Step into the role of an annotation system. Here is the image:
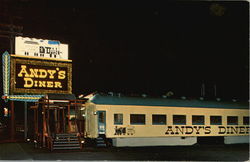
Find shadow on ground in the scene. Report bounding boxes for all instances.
[0,142,249,161]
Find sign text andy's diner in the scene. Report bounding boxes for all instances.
[10,56,72,94]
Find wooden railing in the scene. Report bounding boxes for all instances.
[71,101,85,149]
[45,118,53,151]
[76,119,84,149]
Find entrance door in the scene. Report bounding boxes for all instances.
[97,111,106,134]
[54,108,66,134]
[47,107,67,135]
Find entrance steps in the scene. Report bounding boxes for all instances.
[96,136,107,147]
[52,133,81,150]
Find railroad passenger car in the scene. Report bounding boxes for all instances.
[84,94,249,147]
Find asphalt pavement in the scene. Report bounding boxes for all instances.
[0,142,249,161]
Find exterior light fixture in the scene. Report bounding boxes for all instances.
[181,96,186,100]
[3,108,8,117]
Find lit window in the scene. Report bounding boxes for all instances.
[130,114,145,125]
[114,114,123,125]
[152,115,166,125]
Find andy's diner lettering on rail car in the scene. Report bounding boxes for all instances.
[165,126,212,135]
[165,126,250,135]
[218,126,250,135]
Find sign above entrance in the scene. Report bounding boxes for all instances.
[10,55,72,94]
[15,36,68,60]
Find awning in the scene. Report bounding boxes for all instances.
[46,94,76,100]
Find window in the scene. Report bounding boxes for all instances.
[173,115,186,125]
[130,114,145,125]
[192,115,205,125]
[114,114,123,125]
[152,115,166,125]
[98,112,105,123]
[243,116,249,125]
[210,116,222,125]
[227,116,238,125]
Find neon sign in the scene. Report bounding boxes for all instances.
[10,56,72,94]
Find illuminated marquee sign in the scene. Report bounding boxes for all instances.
[10,56,72,94]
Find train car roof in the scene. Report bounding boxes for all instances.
[88,94,249,109]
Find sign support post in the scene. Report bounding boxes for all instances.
[24,101,27,141]
[10,101,15,141]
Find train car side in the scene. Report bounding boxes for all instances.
[84,95,249,146]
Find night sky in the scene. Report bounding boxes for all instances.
[12,1,250,100]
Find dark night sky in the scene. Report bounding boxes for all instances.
[17,1,249,100]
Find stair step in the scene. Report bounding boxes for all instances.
[97,137,103,139]
[97,143,106,147]
[54,141,79,144]
[55,136,78,139]
[56,133,77,136]
[96,140,105,144]
[53,146,81,150]
[54,139,78,142]
[55,138,78,141]
[53,143,80,147]
[56,136,78,139]
[96,136,106,147]
[56,134,78,137]
[55,138,76,140]
[96,140,104,142]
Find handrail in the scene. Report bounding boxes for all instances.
[45,117,53,151]
[75,119,83,149]
[74,103,83,149]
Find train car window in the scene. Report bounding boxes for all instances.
[243,116,249,125]
[173,115,186,125]
[210,116,222,125]
[227,116,238,125]
[130,114,145,125]
[192,115,205,125]
[114,114,123,125]
[152,115,166,125]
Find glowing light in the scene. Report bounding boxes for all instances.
[4,108,8,117]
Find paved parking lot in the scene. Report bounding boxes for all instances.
[0,142,249,161]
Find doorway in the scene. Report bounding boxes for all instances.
[97,111,106,135]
